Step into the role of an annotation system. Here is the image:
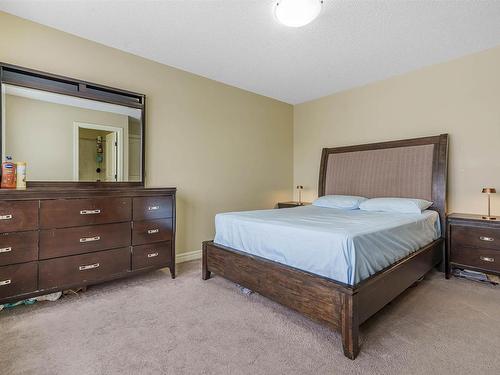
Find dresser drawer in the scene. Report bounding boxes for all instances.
[0,262,37,299]
[39,247,130,290]
[40,197,132,229]
[0,231,38,266]
[451,246,500,273]
[133,196,173,221]
[0,201,38,233]
[132,219,173,245]
[132,241,171,270]
[451,225,500,251]
[39,222,131,259]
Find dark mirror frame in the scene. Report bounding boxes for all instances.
[0,62,146,188]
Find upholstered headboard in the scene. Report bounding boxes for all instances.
[318,134,448,236]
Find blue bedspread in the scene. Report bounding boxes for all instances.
[214,205,440,285]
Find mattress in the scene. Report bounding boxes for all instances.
[214,205,440,286]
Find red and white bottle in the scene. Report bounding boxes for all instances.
[1,156,17,189]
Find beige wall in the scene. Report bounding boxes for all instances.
[0,12,293,257]
[294,46,500,216]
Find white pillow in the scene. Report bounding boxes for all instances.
[312,195,367,210]
[359,198,433,214]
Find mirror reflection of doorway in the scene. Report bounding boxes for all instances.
[73,122,123,182]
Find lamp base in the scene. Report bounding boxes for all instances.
[482,216,497,220]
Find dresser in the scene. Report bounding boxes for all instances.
[0,187,176,304]
[446,213,500,279]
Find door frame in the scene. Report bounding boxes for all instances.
[73,122,124,182]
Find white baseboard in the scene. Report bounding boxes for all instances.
[176,249,202,264]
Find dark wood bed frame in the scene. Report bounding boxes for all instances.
[202,134,448,359]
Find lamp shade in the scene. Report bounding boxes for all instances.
[482,187,496,194]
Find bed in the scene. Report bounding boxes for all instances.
[202,134,448,359]
[214,206,441,285]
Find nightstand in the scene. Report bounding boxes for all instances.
[277,201,310,209]
[446,213,500,279]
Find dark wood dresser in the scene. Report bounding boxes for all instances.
[446,213,500,279]
[0,186,176,304]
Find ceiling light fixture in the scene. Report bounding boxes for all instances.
[274,0,323,28]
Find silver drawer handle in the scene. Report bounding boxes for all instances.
[79,263,100,271]
[0,279,11,286]
[480,236,494,242]
[80,236,101,243]
[0,214,12,220]
[147,252,159,258]
[0,247,12,253]
[480,256,495,263]
[147,229,159,234]
[148,206,160,211]
[80,209,101,215]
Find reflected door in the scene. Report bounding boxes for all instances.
[105,132,118,182]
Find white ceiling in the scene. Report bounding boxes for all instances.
[1,0,500,104]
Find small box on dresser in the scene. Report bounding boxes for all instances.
[446,213,500,279]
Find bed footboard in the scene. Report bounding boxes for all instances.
[202,241,359,359]
[202,239,442,360]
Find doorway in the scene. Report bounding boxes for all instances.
[73,122,123,182]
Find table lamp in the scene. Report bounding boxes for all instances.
[296,185,304,205]
[482,187,496,220]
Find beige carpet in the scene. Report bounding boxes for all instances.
[1,260,499,375]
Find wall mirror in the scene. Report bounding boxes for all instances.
[0,63,145,185]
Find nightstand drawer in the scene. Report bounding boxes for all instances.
[451,246,500,273]
[451,225,500,251]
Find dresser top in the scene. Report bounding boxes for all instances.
[447,213,500,225]
[0,186,176,200]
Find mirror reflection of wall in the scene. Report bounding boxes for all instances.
[2,84,142,182]
[128,117,142,182]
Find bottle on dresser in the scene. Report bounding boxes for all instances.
[1,156,16,189]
